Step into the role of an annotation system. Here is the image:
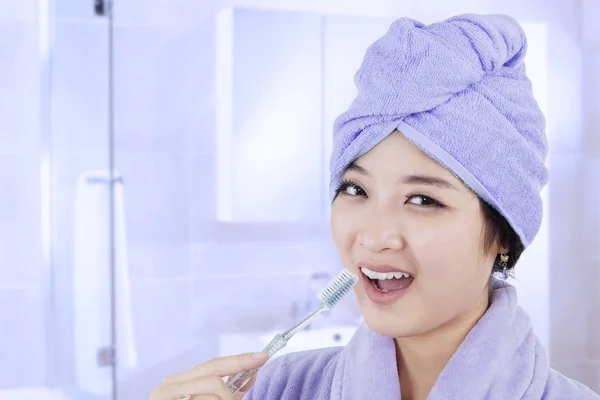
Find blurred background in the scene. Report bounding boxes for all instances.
[0,0,598,399]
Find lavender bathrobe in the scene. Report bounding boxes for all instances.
[244,280,599,399]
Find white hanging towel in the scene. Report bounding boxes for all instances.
[73,169,137,396]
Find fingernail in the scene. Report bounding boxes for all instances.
[252,352,268,360]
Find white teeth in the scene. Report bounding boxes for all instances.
[360,267,412,280]
[372,271,387,280]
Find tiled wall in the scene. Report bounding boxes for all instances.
[107,10,339,399]
[548,1,600,390]
[0,0,47,388]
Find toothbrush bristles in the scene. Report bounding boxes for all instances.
[317,269,359,309]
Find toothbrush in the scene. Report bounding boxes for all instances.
[226,268,359,395]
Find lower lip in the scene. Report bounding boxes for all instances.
[362,275,411,305]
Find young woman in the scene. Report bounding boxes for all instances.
[150,13,600,400]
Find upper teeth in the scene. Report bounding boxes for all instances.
[360,267,411,280]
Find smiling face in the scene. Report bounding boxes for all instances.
[330,131,502,338]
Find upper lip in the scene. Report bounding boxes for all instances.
[357,262,413,276]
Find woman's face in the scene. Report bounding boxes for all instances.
[331,131,500,338]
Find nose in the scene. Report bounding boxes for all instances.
[357,211,405,253]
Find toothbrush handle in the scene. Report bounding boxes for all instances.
[282,307,326,339]
[226,366,261,395]
[227,334,287,394]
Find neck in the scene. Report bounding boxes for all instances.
[395,288,490,400]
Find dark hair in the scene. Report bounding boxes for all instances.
[479,198,524,273]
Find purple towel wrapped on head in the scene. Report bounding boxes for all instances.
[330,13,548,247]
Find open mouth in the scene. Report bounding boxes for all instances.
[361,267,414,292]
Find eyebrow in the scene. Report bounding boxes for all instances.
[346,162,458,191]
[402,175,458,190]
[346,162,369,175]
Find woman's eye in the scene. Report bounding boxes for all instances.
[406,194,444,208]
[337,181,366,197]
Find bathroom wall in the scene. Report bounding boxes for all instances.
[110,12,354,398]
[0,0,47,388]
[548,0,600,389]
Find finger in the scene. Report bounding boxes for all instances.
[164,353,268,384]
[153,376,233,400]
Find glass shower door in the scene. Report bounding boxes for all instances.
[50,0,116,398]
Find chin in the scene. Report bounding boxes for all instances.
[361,308,421,338]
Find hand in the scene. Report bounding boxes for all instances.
[150,352,268,400]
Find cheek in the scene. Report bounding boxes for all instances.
[411,213,486,285]
[330,201,362,257]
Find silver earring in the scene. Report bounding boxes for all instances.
[499,254,510,280]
